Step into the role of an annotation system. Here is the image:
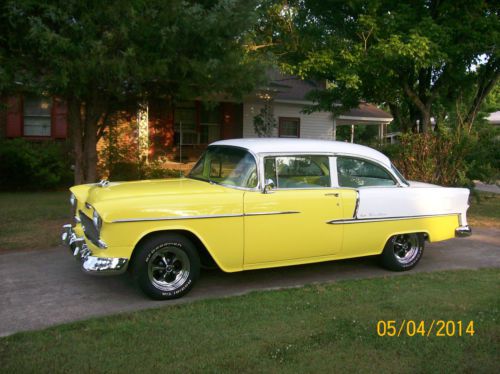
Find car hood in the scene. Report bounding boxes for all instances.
[70,178,246,223]
[71,178,228,206]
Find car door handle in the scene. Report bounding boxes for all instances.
[325,193,339,197]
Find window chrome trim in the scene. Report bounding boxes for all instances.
[112,211,301,223]
[326,213,459,225]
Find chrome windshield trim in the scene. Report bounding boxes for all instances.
[112,211,301,223]
[327,213,459,225]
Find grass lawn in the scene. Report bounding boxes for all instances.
[468,192,500,229]
[0,269,498,372]
[0,191,69,251]
[0,190,498,251]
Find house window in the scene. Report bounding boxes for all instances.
[174,102,198,145]
[279,117,300,138]
[174,102,223,145]
[23,96,52,136]
[200,104,221,144]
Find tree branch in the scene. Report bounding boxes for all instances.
[464,59,500,132]
[403,81,426,113]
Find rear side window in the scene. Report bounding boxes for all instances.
[337,157,396,188]
[264,155,331,188]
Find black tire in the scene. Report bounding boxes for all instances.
[132,233,200,300]
[379,233,425,271]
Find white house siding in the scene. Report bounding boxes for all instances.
[242,100,333,140]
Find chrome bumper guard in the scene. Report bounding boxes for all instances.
[455,225,472,238]
[61,224,128,275]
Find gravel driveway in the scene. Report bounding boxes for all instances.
[1,227,499,337]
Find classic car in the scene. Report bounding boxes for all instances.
[62,138,471,299]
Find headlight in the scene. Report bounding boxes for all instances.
[70,193,76,207]
[93,210,102,231]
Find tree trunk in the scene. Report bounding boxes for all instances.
[463,62,499,134]
[402,81,433,133]
[388,103,409,132]
[83,115,98,183]
[68,98,85,185]
[67,96,106,185]
[420,107,432,133]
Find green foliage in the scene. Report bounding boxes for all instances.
[0,0,267,183]
[0,139,72,191]
[381,128,499,187]
[257,0,499,132]
[335,125,379,145]
[0,0,265,100]
[464,125,500,183]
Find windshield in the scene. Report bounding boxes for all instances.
[188,146,258,188]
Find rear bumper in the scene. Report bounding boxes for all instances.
[455,225,472,238]
[61,224,128,275]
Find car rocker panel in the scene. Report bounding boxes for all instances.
[61,138,471,299]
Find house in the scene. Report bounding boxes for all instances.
[0,73,393,164]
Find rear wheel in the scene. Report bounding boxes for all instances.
[132,234,200,300]
[379,233,424,271]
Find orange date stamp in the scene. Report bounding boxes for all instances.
[376,320,475,337]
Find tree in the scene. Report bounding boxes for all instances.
[256,0,499,133]
[0,0,264,184]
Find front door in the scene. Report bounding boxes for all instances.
[243,155,344,266]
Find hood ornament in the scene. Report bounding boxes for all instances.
[98,179,110,188]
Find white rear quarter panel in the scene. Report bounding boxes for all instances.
[356,185,470,226]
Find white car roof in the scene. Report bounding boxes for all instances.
[211,138,392,167]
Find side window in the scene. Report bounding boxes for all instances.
[264,155,331,188]
[337,157,396,188]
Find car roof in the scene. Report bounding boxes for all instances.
[211,138,392,167]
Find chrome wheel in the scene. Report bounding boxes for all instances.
[393,234,420,265]
[148,247,191,292]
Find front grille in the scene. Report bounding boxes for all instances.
[79,211,100,247]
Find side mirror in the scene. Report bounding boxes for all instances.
[263,178,275,194]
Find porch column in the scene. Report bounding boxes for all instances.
[333,118,337,141]
[350,124,354,143]
[137,101,149,163]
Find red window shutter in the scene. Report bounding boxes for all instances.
[6,96,23,137]
[52,97,68,139]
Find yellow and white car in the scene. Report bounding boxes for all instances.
[62,138,471,299]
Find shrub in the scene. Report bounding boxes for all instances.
[0,139,73,191]
[108,160,183,181]
[380,133,472,187]
[380,129,499,187]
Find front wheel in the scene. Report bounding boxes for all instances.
[132,234,200,300]
[379,233,425,271]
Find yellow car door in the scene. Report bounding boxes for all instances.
[243,155,346,266]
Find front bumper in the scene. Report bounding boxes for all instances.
[61,224,128,275]
[455,225,472,238]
